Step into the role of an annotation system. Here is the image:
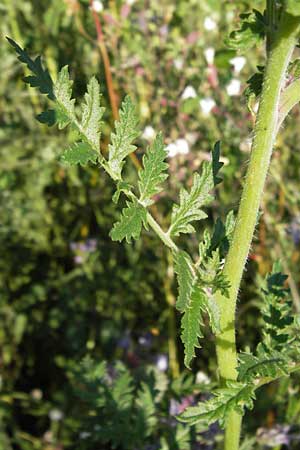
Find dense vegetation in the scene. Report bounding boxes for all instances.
[2,1,300,449]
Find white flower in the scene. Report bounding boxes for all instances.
[142,125,155,140]
[166,143,178,158]
[173,58,183,70]
[181,85,197,100]
[226,78,241,96]
[175,138,189,155]
[43,431,53,443]
[31,389,43,400]
[204,47,215,65]
[230,56,246,74]
[166,139,190,158]
[196,371,210,385]
[91,0,103,12]
[156,354,168,371]
[126,0,136,4]
[49,408,64,422]
[199,97,216,116]
[204,17,217,31]
[80,432,92,439]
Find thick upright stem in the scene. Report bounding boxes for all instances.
[215,12,300,450]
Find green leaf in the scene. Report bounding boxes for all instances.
[7,38,55,100]
[237,344,289,382]
[174,251,195,312]
[136,382,157,437]
[261,264,294,350]
[226,10,266,51]
[181,285,206,368]
[169,146,223,237]
[244,66,264,113]
[54,66,76,129]
[174,248,223,367]
[179,381,256,427]
[110,200,147,243]
[205,297,221,334]
[36,110,56,126]
[108,96,139,180]
[210,212,235,258]
[285,0,300,16]
[61,142,98,166]
[81,77,105,149]
[138,132,169,206]
[212,141,223,186]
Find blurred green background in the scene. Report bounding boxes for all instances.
[1,0,300,449]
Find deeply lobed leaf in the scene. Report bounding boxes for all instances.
[226,10,266,51]
[169,144,223,237]
[7,38,54,100]
[174,250,222,368]
[54,66,76,129]
[110,200,147,243]
[138,132,169,206]
[61,142,98,166]
[108,96,139,180]
[238,345,289,382]
[174,251,195,312]
[81,77,105,148]
[181,285,206,368]
[179,381,256,427]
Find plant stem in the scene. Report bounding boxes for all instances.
[146,212,178,252]
[215,11,300,450]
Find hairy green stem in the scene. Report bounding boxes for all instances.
[215,11,300,450]
[146,212,178,252]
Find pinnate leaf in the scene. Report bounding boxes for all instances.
[81,77,104,148]
[174,251,195,312]
[54,66,76,129]
[174,250,221,368]
[169,146,222,237]
[61,142,98,166]
[226,10,265,51]
[138,132,169,206]
[108,96,139,180]
[7,37,54,100]
[110,200,147,243]
[181,285,206,368]
[238,345,288,382]
[179,381,256,427]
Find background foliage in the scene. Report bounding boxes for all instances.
[1,0,300,448]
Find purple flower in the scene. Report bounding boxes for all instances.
[257,425,291,447]
[169,395,195,416]
[287,217,300,245]
[74,255,84,265]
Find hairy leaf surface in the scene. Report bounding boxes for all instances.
[181,285,206,368]
[110,200,147,243]
[169,144,223,237]
[81,77,104,148]
[179,381,256,427]
[108,96,139,180]
[226,10,266,51]
[138,133,168,206]
[61,142,98,166]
